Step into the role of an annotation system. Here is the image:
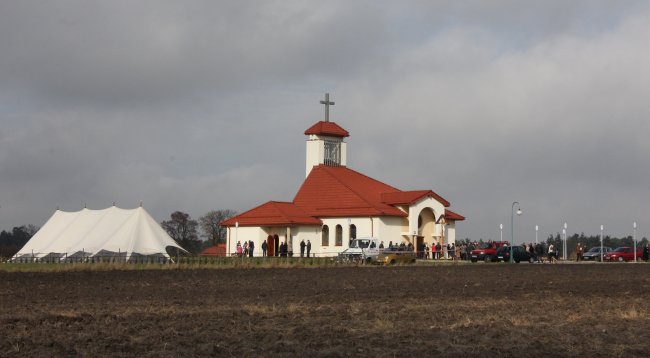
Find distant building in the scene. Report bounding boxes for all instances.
[222,94,464,257]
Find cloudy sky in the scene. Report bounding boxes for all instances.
[1,1,649,242]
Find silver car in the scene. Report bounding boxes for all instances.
[581,246,612,261]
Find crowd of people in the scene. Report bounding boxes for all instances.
[234,238,650,262]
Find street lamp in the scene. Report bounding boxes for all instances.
[510,202,522,263]
[600,225,604,262]
[235,221,239,255]
[500,224,503,241]
[562,228,567,261]
[633,221,637,262]
[562,223,567,262]
[535,225,539,244]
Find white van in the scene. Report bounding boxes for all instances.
[338,237,381,263]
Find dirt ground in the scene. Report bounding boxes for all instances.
[1,263,649,357]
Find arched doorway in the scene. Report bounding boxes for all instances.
[273,234,280,257]
[418,208,436,257]
[266,235,274,257]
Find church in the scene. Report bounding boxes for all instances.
[222,94,464,257]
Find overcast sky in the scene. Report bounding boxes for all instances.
[1,1,649,242]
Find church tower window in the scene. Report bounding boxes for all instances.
[324,140,341,166]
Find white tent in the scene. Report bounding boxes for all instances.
[13,206,186,261]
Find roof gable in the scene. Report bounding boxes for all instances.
[304,121,350,137]
[381,190,450,207]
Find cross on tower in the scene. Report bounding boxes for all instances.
[320,93,335,122]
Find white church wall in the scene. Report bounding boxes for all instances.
[305,139,323,177]
[227,226,265,255]
[287,226,319,256]
[376,216,405,246]
[446,221,456,245]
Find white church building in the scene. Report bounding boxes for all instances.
[222,94,464,257]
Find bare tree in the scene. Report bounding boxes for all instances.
[161,211,201,254]
[199,210,237,246]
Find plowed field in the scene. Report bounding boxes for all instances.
[1,264,649,357]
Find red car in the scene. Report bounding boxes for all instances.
[603,247,643,262]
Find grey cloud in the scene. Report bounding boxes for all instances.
[1,1,649,243]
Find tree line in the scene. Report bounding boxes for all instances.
[160,209,237,254]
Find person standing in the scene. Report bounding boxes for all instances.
[248,240,254,257]
[236,241,242,257]
[548,244,557,263]
[306,240,312,258]
[261,240,268,257]
[575,243,583,262]
[300,239,306,257]
[643,244,649,262]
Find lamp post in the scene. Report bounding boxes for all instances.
[633,221,637,262]
[535,225,539,244]
[562,228,566,261]
[235,221,239,256]
[510,202,522,263]
[562,222,567,261]
[500,224,503,241]
[600,225,604,262]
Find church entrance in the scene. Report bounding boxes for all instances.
[267,235,275,257]
[274,234,280,257]
[416,235,425,259]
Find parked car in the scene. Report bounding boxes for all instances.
[496,246,536,263]
[338,237,380,263]
[603,247,643,262]
[470,241,510,263]
[581,246,612,261]
[376,247,416,265]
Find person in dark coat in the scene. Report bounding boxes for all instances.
[261,240,267,257]
[306,240,312,258]
[248,240,254,257]
[643,244,649,262]
[300,239,306,257]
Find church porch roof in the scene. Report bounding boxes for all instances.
[221,201,322,227]
[381,190,450,207]
[445,209,466,221]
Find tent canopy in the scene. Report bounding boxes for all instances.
[14,206,186,260]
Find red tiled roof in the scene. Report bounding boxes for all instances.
[381,190,450,207]
[198,244,227,257]
[221,201,322,227]
[445,209,465,221]
[293,165,407,217]
[304,121,350,137]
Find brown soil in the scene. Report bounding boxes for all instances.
[1,264,649,357]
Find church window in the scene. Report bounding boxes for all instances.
[349,224,357,240]
[322,225,329,246]
[335,225,343,246]
[324,140,341,166]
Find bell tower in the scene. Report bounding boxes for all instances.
[304,93,349,177]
